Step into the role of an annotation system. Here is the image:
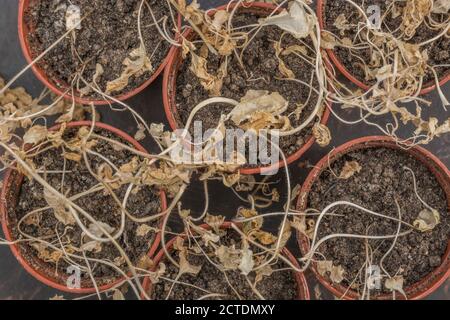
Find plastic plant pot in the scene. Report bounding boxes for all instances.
[0,121,168,294]
[142,222,311,300]
[317,0,450,95]
[163,2,331,175]
[18,0,179,105]
[296,136,450,300]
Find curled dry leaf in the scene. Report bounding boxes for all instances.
[44,188,75,225]
[204,213,225,233]
[215,244,241,270]
[142,162,190,197]
[88,221,115,238]
[31,243,63,263]
[339,161,362,179]
[189,51,227,96]
[316,260,345,284]
[385,275,406,297]
[432,0,450,13]
[81,241,102,253]
[178,249,202,276]
[238,240,254,276]
[134,124,146,141]
[23,125,48,145]
[312,123,331,147]
[260,1,313,39]
[106,44,152,94]
[112,289,125,300]
[211,9,229,31]
[400,0,432,38]
[229,90,288,126]
[136,224,156,237]
[255,265,273,284]
[137,254,154,270]
[333,14,352,35]
[239,208,263,234]
[252,230,277,245]
[413,208,441,232]
[97,163,121,189]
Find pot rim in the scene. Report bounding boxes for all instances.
[18,0,178,106]
[296,135,450,300]
[142,221,311,300]
[316,0,450,95]
[0,120,168,294]
[162,2,331,175]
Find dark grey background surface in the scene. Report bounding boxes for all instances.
[0,0,448,299]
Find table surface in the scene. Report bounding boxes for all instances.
[0,0,448,300]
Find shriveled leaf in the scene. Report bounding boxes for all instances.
[204,213,225,233]
[316,260,345,284]
[215,245,241,270]
[312,123,331,147]
[44,188,75,225]
[137,255,154,270]
[253,230,277,245]
[385,275,406,297]
[112,289,125,300]
[260,1,313,38]
[333,14,352,35]
[211,10,229,30]
[238,240,254,276]
[339,161,362,179]
[432,0,450,13]
[189,51,227,96]
[229,90,288,126]
[255,265,273,284]
[136,224,156,237]
[179,250,202,276]
[81,241,102,253]
[316,260,333,277]
[330,265,345,284]
[88,222,115,238]
[106,44,152,94]
[134,124,146,141]
[63,152,82,162]
[413,208,441,232]
[23,125,48,145]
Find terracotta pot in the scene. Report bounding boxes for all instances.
[317,0,450,95]
[142,222,310,300]
[296,136,450,300]
[18,0,179,105]
[163,2,331,175]
[0,121,168,294]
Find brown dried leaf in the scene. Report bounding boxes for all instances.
[230,90,288,126]
[106,44,152,94]
[413,208,441,232]
[312,123,331,147]
[23,125,48,145]
[44,188,75,225]
[339,161,362,179]
[136,224,156,237]
[385,275,406,297]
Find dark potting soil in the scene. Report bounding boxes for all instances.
[307,147,449,295]
[7,127,161,287]
[323,0,450,86]
[25,0,174,99]
[174,11,325,167]
[152,229,299,300]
